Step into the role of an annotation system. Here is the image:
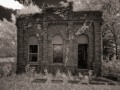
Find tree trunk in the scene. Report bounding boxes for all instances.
[115,39,118,59]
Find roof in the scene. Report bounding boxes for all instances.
[33,0,67,7]
[16,2,103,22]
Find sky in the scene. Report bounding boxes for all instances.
[0,0,67,21]
[0,0,68,9]
[0,0,23,10]
[0,0,23,21]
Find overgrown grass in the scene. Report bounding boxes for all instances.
[0,58,120,90]
[0,74,120,90]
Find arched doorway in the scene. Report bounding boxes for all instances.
[77,35,88,69]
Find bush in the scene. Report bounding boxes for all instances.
[0,57,16,77]
[102,59,120,81]
[2,64,12,76]
[25,64,36,77]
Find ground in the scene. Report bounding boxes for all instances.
[0,74,120,90]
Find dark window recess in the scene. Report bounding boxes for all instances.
[30,45,38,53]
[53,44,63,63]
[29,54,38,62]
[29,45,38,62]
[78,44,88,69]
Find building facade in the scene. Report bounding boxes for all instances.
[16,3,103,75]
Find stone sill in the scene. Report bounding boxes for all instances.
[50,63,64,66]
[28,62,40,65]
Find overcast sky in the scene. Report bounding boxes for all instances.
[0,0,67,21]
[0,0,23,10]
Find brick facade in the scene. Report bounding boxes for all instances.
[16,4,103,76]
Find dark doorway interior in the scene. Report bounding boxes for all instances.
[78,44,88,69]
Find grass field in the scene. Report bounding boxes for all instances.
[0,74,120,90]
[0,57,120,90]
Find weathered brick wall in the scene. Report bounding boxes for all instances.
[16,16,44,73]
[71,22,94,70]
[16,9,103,75]
[17,17,26,73]
[93,21,102,76]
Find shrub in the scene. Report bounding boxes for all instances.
[25,64,36,77]
[102,59,120,81]
[55,69,62,79]
[2,63,12,76]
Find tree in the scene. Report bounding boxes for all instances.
[17,0,41,15]
[100,0,120,59]
[0,14,17,57]
[0,0,41,58]
[63,0,120,59]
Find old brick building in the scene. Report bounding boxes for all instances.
[16,3,103,75]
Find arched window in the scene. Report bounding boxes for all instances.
[28,36,39,63]
[52,35,63,63]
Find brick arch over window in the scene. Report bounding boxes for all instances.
[52,35,63,44]
[28,36,38,45]
[77,35,89,44]
[52,35,63,63]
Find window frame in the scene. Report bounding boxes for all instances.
[28,44,39,63]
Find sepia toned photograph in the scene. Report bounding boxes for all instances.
[0,0,120,90]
